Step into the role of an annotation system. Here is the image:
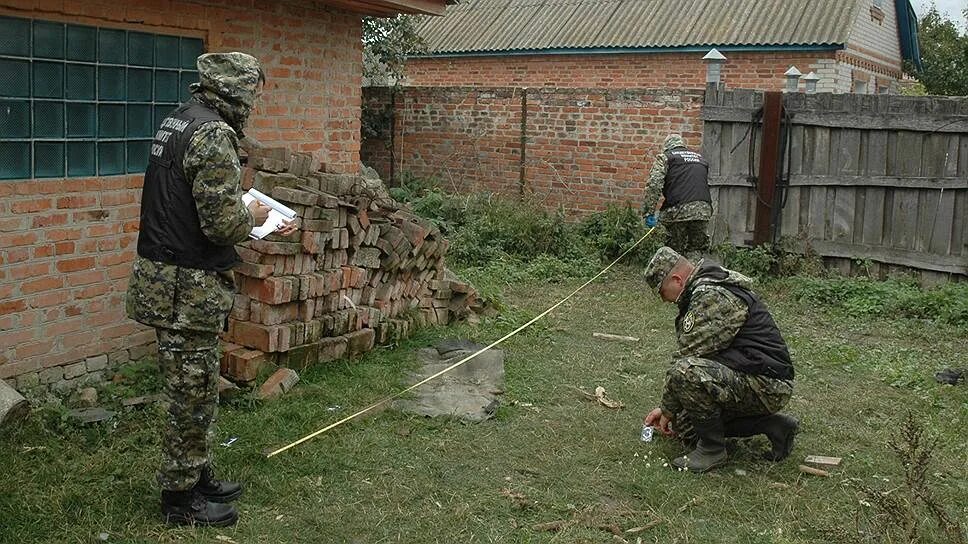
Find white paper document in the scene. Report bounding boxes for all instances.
[241,188,297,240]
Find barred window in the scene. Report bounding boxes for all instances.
[0,16,203,180]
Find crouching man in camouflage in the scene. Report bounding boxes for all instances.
[126,52,294,526]
[642,246,798,473]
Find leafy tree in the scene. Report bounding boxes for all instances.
[912,7,968,96]
[362,15,428,86]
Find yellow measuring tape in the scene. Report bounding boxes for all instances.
[265,227,657,458]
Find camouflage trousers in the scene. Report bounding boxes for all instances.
[665,220,710,261]
[660,357,793,443]
[155,327,220,491]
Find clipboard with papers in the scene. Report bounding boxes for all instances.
[241,188,298,240]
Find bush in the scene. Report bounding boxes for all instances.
[783,276,968,328]
[578,204,663,266]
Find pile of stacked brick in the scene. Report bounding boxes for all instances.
[220,147,479,384]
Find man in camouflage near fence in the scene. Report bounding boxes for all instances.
[643,134,713,261]
[126,52,295,526]
[641,246,798,473]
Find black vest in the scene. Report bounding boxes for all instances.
[137,101,240,271]
[677,264,794,380]
[662,147,711,210]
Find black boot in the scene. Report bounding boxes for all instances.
[161,489,238,527]
[196,465,243,503]
[725,413,799,461]
[671,418,728,473]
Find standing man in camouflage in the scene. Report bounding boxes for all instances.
[641,246,798,473]
[643,134,713,260]
[126,52,294,526]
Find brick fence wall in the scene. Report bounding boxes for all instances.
[362,86,705,215]
[404,51,841,92]
[0,0,364,393]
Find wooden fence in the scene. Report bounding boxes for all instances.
[702,90,968,281]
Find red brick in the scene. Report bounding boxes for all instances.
[9,262,50,280]
[21,276,64,295]
[56,256,96,273]
[56,195,98,209]
[1,232,40,247]
[222,349,268,382]
[11,198,53,213]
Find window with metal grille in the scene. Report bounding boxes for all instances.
[0,16,204,180]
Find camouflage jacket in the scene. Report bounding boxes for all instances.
[126,53,262,333]
[674,262,752,358]
[643,134,713,223]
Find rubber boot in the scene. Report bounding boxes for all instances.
[196,465,243,503]
[161,489,239,527]
[671,418,728,473]
[724,413,799,461]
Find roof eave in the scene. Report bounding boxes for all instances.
[413,43,846,58]
[320,0,454,16]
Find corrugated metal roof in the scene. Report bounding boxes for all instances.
[415,0,859,54]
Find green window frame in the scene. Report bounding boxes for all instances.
[0,16,204,180]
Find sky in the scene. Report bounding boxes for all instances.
[910,0,966,28]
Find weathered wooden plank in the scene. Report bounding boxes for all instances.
[746,188,757,234]
[867,131,888,176]
[942,134,959,178]
[839,129,861,175]
[884,131,898,176]
[731,122,751,176]
[831,187,854,243]
[921,134,950,178]
[806,186,827,240]
[890,188,919,250]
[928,188,955,255]
[725,187,750,239]
[780,187,801,240]
[953,189,967,256]
[789,125,804,175]
[704,122,723,176]
[813,127,830,176]
[788,239,967,274]
[896,131,923,177]
[707,175,965,189]
[824,186,837,240]
[828,129,842,175]
[863,187,887,246]
[852,186,867,245]
[958,134,968,178]
[719,122,735,177]
[914,189,941,252]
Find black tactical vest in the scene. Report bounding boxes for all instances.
[661,147,712,210]
[677,264,794,380]
[136,101,240,271]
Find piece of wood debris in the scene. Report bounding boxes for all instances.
[768,482,790,489]
[625,519,664,533]
[798,464,830,477]
[804,455,842,467]
[593,332,640,343]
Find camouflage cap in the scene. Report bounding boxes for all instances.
[643,246,683,290]
[663,133,686,151]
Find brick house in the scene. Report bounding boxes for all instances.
[0,0,451,394]
[406,0,922,93]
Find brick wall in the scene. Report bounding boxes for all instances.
[0,0,364,393]
[362,86,705,216]
[405,51,842,92]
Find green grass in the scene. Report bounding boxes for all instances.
[1,267,966,543]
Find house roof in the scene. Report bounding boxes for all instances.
[414,0,861,55]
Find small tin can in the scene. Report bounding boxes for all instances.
[640,424,654,442]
